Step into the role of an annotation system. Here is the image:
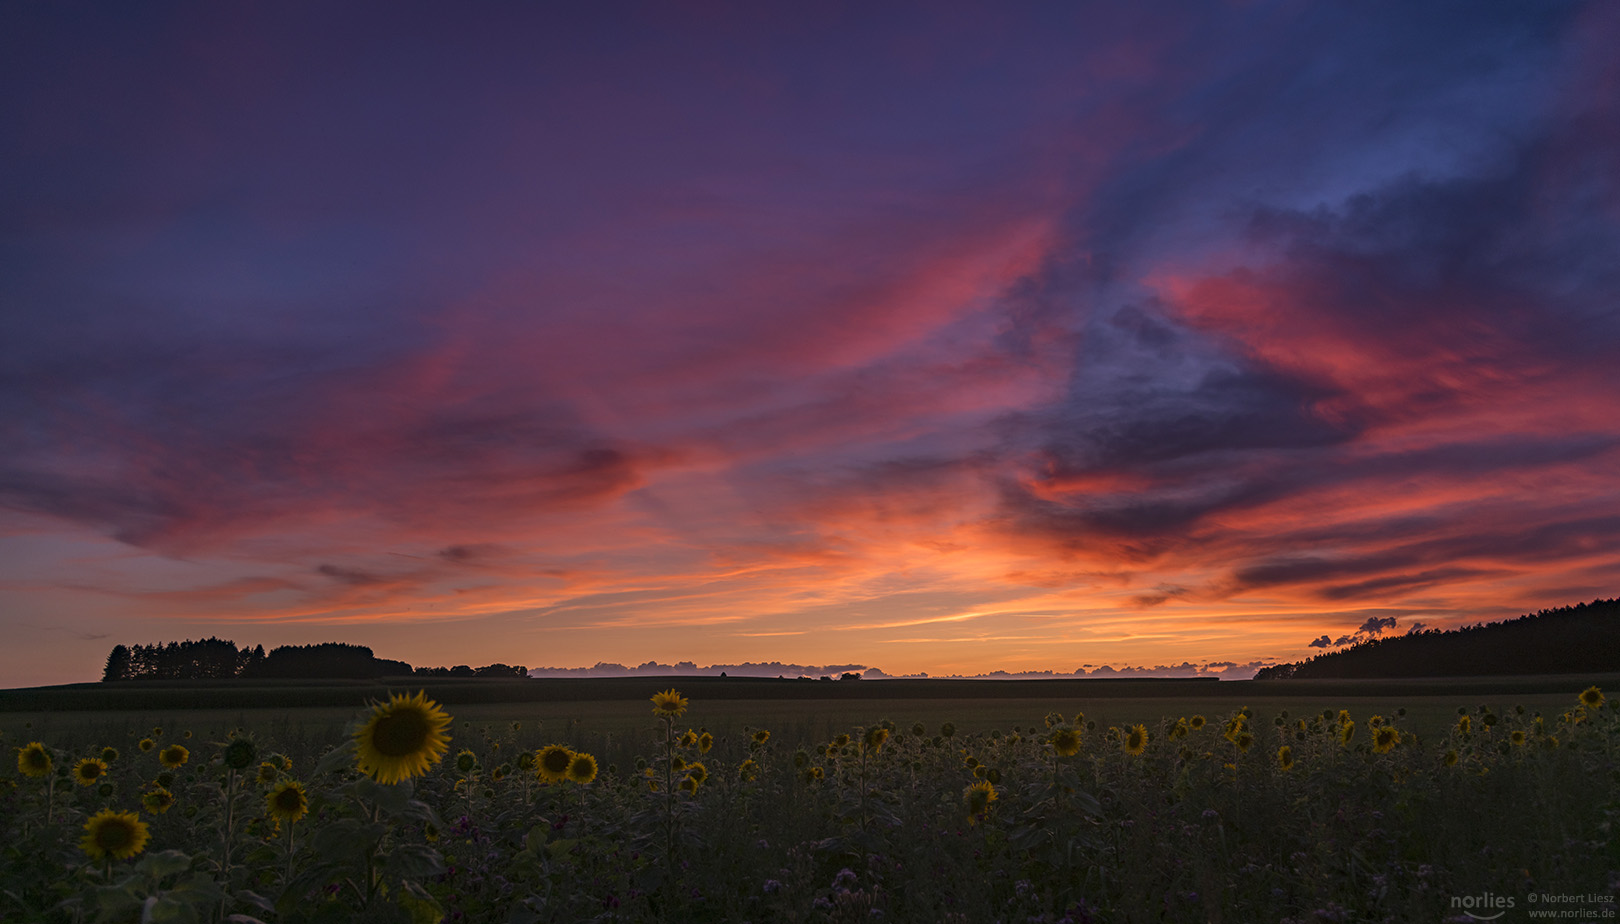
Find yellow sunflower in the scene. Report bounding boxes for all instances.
[265,780,308,825]
[1233,732,1254,752]
[1050,726,1082,757]
[738,758,758,781]
[1456,715,1471,735]
[454,750,479,775]
[100,747,119,763]
[1443,749,1459,767]
[73,757,109,786]
[863,726,889,754]
[1188,715,1205,730]
[17,742,52,778]
[256,762,281,785]
[751,729,771,746]
[566,753,598,784]
[1372,726,1399,754]
[678,730,698,748]
[684,761,709,785]
[1580,686,1604,709]
[697,732,714,754]
[1277,746,1294,772]
[352,691,452,785]
[141,787,174,815]
[964,780,997,822]
[1123,724,1148,756]
[80,810,150,861]
[650,688,688,717]
[536,745,574,783]
[679,776,699,795]
[137,738,155,753]
[1510,730,1526,746]
[1339,721,1356,747]
[158,744,189,769]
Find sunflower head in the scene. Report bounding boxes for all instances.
[1372,726,1400,754]
[80,810,150,861]
[679,776,699,795]
[738,758,758,781]
[137,738,155,752]
[17,742,52,778]
[222,736,258,771]
[1050,726,1082,757]
[1443,749,1459,767]
[536,745,574,783]
[863,726,889,754]
[684,761,708,785]
[256,762,281,785]
[1339,722,1356,747]
[73,757,109,786]
[1233,732,1254,752]
[697,732,714,754]
[678,730,698,748]
[1276,746,1294,772]
[266,780,309,825]
[158,744,190,769]
[100,747,119,764]
[1044,712,1063,729]
[1124,724,1148,756]
[1188,715,1205,730]
[140,787,174,814]
[751,729,771,747]
[1510,730,1526,746]
[1581,686,1605,709]
[566,753,598,784]
[455,750,479,775]
[352,691,452,785]
[650,689,688,718]
[1456,715,1472,735]
[964,780,997,822]
[940,722,956,739]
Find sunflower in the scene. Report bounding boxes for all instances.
[1050,727,1082,757]
[566,753,598,784]
[1188,715,1205,731]
[964,780,997,822]
[833,733,851,749]
[684,762,708,785]
[265,780,309,825]
[792,749,809,769]
[1581,686,1605,709]
[491,765,507,782]
[1443,749,1459,767]
[1372,726,1399,754]
[80,810,150,861]
[1339,722,1356,747]
[1510,730,1526,746]
[1044,712,1063,729]
[1123,724,1148,756]
[454,750,479,775]
[751,729,770,747]
[863,726,889,754]
[73,757,109,786]
[100,747,119,763]
[1276,746,1294,772]
[516,751,536,772]
[679,776,699,795]
[256,762,281,785]
[17,742,52,778]
[738,759,758,781]
[141,787,174,814]
[137,738,155,753]
[679,730,698,748]
[1233,732,1254,752]
[352,691,452,785]
[536,745,574,783]
[650,689,688,717]
[158,744,190,769]
[697,732,714,754]
[222,736,258,771]
[940,722,956,739]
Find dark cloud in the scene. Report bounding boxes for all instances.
[1308,635,1332,649]
[1355,615,1397,636]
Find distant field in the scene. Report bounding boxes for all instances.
[4,673,1611,771]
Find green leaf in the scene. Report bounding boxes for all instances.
[135,850,193,881]
[313,741,356,777]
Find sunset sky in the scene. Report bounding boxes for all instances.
[3,3,1618,687]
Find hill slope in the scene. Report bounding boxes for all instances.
[1255,597,1620,679]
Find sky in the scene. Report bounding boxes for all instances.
[3,2,1618,687]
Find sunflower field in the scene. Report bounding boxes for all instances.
[2,686,1616,923]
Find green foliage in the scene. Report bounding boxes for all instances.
[1,688,1616,921]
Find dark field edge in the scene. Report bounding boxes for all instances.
[2,673,1615,712]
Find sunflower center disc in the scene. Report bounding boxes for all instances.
[372,709,430,757]
[98,823,131,850]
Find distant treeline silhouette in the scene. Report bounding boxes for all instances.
[1255,597,1620,680]
[100,638,527,681]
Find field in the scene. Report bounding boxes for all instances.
[2,676,1617,923]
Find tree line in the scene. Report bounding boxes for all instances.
[100,638,528,681]
[1254,597,1620,680]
